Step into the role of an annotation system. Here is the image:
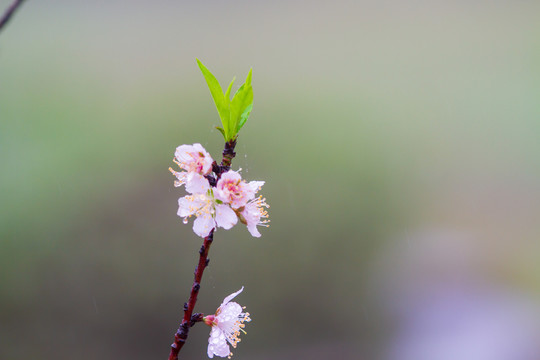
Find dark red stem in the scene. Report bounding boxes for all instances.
[168,230,214,360]
[221,139,237,170]
[168,140,237,360]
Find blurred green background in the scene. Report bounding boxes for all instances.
[2,1,540,359]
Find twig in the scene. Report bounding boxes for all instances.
[220,139,237,170]
[0,0,26,34]
[168,140,238,360]
[168,230,214,360]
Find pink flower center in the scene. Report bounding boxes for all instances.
[223,180,243,200]
[185,152,207,172]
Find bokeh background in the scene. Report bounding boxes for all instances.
[2,1,540,359]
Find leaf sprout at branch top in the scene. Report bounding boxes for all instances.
[197,59,253,142]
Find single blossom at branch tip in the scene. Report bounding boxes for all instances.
[204,287,251,359]
[169,143,214,188]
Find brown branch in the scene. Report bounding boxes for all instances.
[168,140,238,360]
[220,139,237,170]
[0,0,26,34]
[168,230,214,360]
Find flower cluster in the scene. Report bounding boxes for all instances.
[170,143,269,238]
[204,287,251,359]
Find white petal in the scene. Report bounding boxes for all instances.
[219,170,242,183]
[247,223,261,238]
[192,143,205,153]
[220,287,244,308]
[232,181,262,206]
[186,173,210,194]
[170,170,186,187]
[207,327,230,358]
[193,143,214,174]
[177,196,198,217]
[175,144,196,163]
[217,302,243,325]
[215,204,238,230]
[248,180,265,193]
[193,215,215,238]
[213,188,227,204]
[201,158,213,175]
[242,203,262,237]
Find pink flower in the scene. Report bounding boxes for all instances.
[239,196,269,238]
[169,143,214,187]
[215,170,264,209]
[204,287,251,359]
[177,174,237,238]
[169,145,270,238]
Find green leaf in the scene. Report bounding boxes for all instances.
[225,77,236,101]
[237,103,253,132]
[216,126,226,138]
[244,67,253,88]
[229,68,253,135]
[196,59,230,138]
[196,61,254,141]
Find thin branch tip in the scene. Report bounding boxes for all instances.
[0,0,27,34]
